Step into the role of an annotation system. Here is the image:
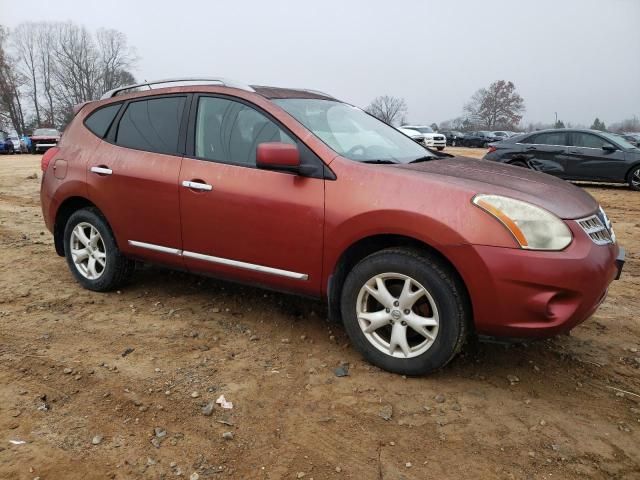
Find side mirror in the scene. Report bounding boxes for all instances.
[257,142,301,173]
[602,144,617,152]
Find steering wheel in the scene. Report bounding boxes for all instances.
[345,144,367,158]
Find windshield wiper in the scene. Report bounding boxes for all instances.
[409,156,435,164]
[361,159,398,164]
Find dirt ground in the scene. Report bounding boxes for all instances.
[1,149,639,480]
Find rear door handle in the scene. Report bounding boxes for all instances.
[182,180,212,191]
[526,146,537,151]
[90,166,112,175]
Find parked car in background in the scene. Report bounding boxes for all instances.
[0,130,13,154]
[30,128,61,153]
[440,131,465,146]
[618,133,639,147]
[462,131,499,147]
[492,131,511,141]
[8,134,21,153]
[401,125,446,150]
[483,129,640,190]
[40,77,624,376]
[397,127,427,147]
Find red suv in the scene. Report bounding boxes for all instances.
[40,78,624,375]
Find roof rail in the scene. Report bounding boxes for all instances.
[299,88,334,98]
[100,77,255,99]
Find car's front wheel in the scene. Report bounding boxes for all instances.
[628,165,640,191]
[437,147,445,151]
[340,248,469,375]
[63,208,134,291]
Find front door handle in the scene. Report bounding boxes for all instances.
[525,146,537,151]
[90,166,112,175]
[182,180,212,191]
[568,150,580,154]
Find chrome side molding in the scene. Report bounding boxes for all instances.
[128,240,182,255]
[127,240,308,280]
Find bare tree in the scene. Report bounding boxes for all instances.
[48,22,136,125]
[609,116,640,133]
[12,23,41,125]
[96,28,137,93]
[35,22,56,127]
[365,95,408,125]
[0,26,26,134]
[464,80,525,130]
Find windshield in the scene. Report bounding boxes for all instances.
[33,128,59,136]
[601,131,637,150]
[274,99,434,163]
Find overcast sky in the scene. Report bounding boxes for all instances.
[2,0,639,126]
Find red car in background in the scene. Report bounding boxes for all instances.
[31,128,61,153]
[39,78,624,375]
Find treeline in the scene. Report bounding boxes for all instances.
[0,21,137,135]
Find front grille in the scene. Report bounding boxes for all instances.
[434,136,445,141]
[577,209,615,245]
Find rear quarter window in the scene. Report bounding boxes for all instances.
[84,103,122,138]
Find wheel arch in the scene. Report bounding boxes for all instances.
[625,162,640,183]
[327,233,472,324]
[53,196,99,256]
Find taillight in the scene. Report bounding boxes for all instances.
[487,146,497,154]
[41,147,60,172]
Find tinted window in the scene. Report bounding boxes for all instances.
[85,104,121,138]
[116,96,186,155]
[195,97,294,166]
[532,132,567,146]
[572,132,614,149]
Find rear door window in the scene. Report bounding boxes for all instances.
[85,103,121,138]
[116,96,187,155]
[195,97,294,166]
[532,132,567,146]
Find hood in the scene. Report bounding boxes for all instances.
[394,156,598,219]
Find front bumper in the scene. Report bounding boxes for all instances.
[448,223,623,338]
[34,143,57,151]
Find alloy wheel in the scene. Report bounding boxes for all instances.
[70,222,107,280]
[356,273,439,358]
[632,168,640,189]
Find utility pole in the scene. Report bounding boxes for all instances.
[555,112,558,126]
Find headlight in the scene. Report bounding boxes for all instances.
[473,194,572,250]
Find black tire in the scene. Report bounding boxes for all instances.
[437,147,445,151]
[340,248,470,375]
[63,208,134,291]
[627,165,640,191]
[510,160,528,168]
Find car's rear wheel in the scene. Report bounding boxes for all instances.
[63,208,134,291]
[628,165,640,191]
[340,248,469,375]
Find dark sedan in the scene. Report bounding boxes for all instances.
[462,131,499,147]
[483,129,640,191]
[440,130,465,146]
